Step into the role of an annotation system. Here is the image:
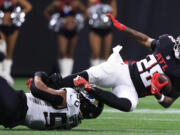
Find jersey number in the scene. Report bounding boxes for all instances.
[43,112,66,128]
[136,55,164,87]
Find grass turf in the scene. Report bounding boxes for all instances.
[0,78,180,135]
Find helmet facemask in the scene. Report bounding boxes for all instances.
[79,92,104,119]
[174,36,180,60]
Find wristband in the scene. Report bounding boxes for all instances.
[157,94,165,103]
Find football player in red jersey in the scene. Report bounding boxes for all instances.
[34,14,180,112]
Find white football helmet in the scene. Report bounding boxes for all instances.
[174,36,180,60]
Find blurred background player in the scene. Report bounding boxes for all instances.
[88,0,117,66]
[0,0,32,85]
[44,0,86,77]
[0,32,6,62]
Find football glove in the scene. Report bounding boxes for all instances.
[151,72,168,95]
[73,76,92,91]
[106,13,126,31]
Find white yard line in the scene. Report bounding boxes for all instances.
[77,128,180,133]
[98,116,180,121]
[103,108,180,114]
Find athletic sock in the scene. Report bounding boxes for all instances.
[99,59,106,64]
[90,59,100,66]
[58,58,74,77]
[89,87,132,112]
[3,59,12,75]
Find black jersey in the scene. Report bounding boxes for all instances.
[129,34,180,98]
[0,0,15,12]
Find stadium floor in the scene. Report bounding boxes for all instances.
[1,78,180,135]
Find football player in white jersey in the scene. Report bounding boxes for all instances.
[0,73,103,129]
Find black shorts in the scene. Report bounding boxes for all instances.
[58,27,77,39]
[0,77,28,128]
[0,25,19,36]
[90,27,112,37]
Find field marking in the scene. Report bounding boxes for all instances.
[99,116,180,122]
[103,108,180,114]
[77,128,180,133]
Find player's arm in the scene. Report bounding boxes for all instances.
[28,72,66,107]
[106,14,154,49]
[154,94,176,108]
[151,73,176,108]
[44,0,61,20]
[17,0,32,14]
[124,26,154,49]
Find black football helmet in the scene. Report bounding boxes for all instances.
[79,92,104,119]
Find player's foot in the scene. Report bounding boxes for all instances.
[73,76,91,91]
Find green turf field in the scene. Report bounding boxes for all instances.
[1,78,180,135]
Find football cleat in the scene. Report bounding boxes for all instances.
[73,76,92,91]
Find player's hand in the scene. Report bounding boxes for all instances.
[73,76,92,91]
[34,76,48,91]
[151,73,168,95]
[106,13,126,31]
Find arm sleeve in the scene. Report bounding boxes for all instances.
[30,81,63,106]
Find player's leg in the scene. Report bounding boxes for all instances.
[89,87,132,112]
[57,34,69,77]
[112,85,138,111]
[64,35,78,76]
[89,31,102,66]
[3,30,19,85]
[102,32,112,60]
[73,75,134,112]
[0,32,6,73]
[54,45,124,88]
